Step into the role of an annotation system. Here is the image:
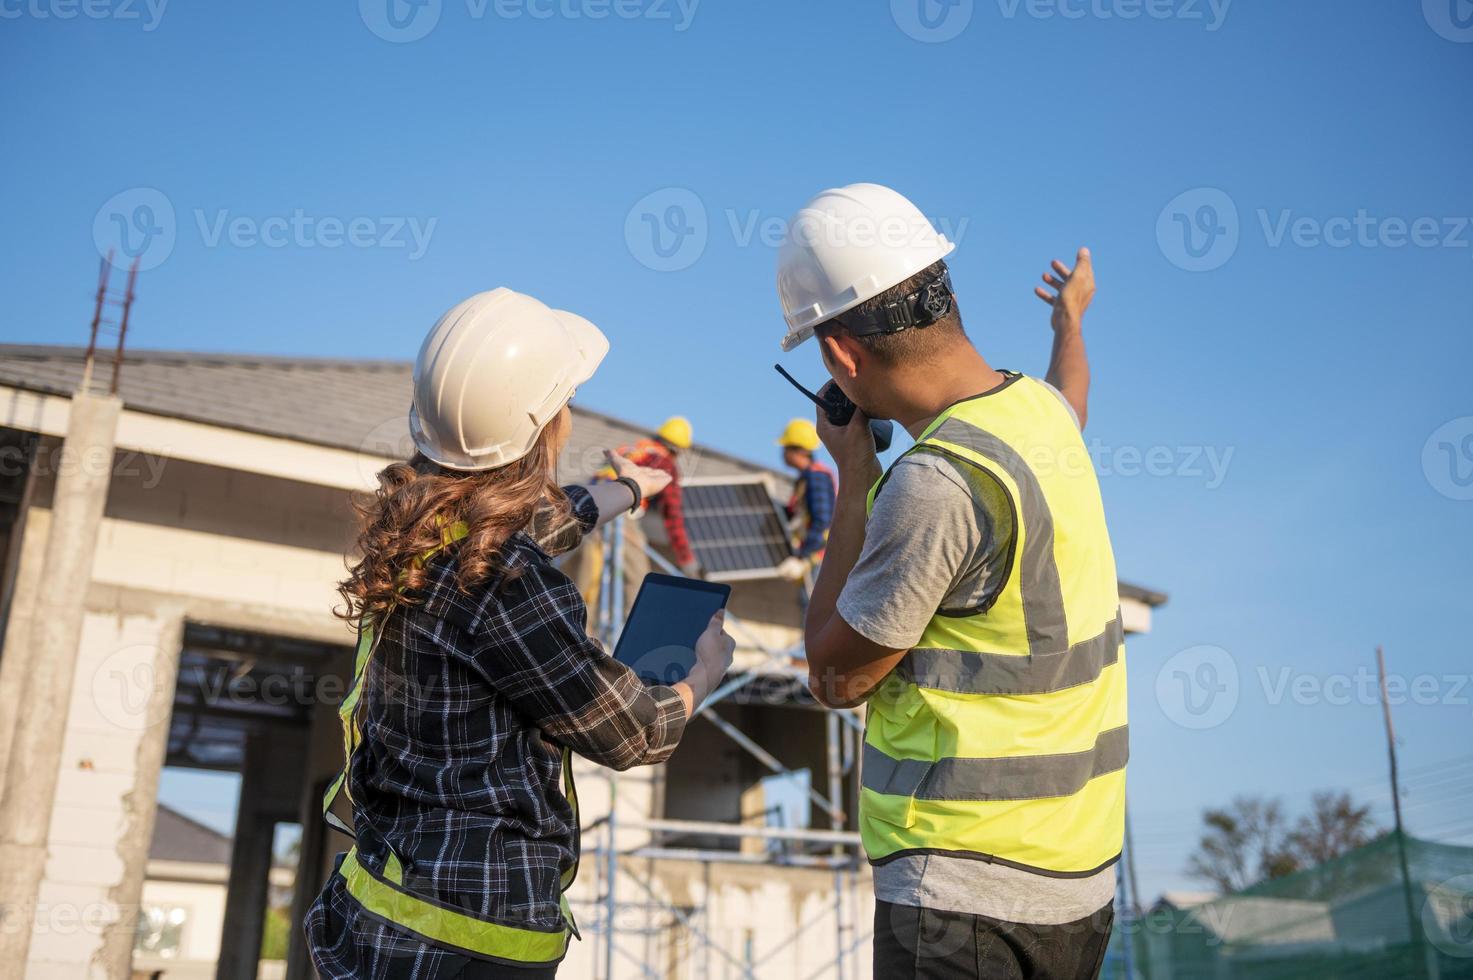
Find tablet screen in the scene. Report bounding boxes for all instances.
[613,573,731,685]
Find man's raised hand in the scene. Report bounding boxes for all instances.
[1034,247,1095,333]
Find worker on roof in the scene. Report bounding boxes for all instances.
[307,288,733,979]
[778,183,1122,979]
[567,415,701,626]
[775,418,837,590]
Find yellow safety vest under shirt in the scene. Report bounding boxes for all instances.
[860,373,1128,877]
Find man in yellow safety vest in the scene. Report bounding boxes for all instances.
[777,183,1123,980]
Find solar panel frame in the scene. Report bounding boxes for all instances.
[680,475,794,581]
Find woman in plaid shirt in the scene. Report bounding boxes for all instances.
[306,289,735,979]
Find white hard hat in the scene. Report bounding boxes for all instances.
[776,183,955,352]
[408,288,609,471]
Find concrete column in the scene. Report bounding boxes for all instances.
[95,610,183,980]
[0,392,120,975]
[216,736,277,980]
[0,502,51,791]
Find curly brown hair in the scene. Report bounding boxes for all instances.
[336,414,570,625]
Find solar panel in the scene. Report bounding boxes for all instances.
[680,477,793,581]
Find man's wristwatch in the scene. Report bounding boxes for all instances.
[614,476,642,514]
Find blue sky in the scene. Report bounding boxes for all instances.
[3,1,1471,900]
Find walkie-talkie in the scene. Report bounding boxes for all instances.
[774,365,894,454]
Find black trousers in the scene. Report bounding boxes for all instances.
[874,900,1114,980]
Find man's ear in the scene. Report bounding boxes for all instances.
[820,333,861,380]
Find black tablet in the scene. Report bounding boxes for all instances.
[613,573,731,685]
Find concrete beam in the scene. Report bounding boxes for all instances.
[0,384,392,493]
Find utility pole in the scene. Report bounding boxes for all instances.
[1125,808,1149,980]
[1377,646,1427,979]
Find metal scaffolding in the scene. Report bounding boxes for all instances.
[583,516,869,980]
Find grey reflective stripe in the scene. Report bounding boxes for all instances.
[863,725,1129,802]
[929,416,1068,656]
[900,614,1124,695]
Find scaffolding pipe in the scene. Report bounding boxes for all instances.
[827,711,847,980]
[588,518,873,978]
[621,847,856,870]
[602,518,625,980]
[628,817,859,845]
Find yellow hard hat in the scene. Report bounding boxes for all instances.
[656,416,693,449]
[777,418,820,451]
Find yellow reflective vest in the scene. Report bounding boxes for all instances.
[321,521,578,967]
[861,374,1128,877]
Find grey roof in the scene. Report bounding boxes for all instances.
[0,345,778,483]
[0,345,1165,603]
[149,803,232,865]
[1119,582,1168,608]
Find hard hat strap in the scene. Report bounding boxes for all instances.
[830,268,953,339]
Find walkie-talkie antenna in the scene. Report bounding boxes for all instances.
[773,363,827,409]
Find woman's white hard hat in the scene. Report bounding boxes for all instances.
[409,287,609,471]
[776,183,955,352]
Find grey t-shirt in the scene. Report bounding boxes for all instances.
[837,382,1116,925]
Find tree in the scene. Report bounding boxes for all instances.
[1186,792,1382,894]
[1284,791,1379,866]
[1187,795,1298,893]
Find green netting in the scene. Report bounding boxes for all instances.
[1122,833,1473,980]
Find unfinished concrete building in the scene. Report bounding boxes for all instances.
[0,345,1166,979]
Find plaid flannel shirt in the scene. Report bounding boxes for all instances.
[306,485,688,979]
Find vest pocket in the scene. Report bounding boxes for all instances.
[865,789,920,830]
